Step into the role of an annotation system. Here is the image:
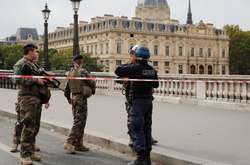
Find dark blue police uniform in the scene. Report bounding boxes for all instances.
[115,59,159,165]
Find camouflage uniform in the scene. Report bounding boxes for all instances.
[13,98,22,145]
[13,57,48,158]
[64,65,96,148]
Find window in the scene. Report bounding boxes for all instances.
[208,48,212,57]
[178,65,183,74]
[165,46,170,56]
[199,65,205,74]
[87,46,89,53]
[117,42,122,54]
[165,61,169,67]
[147,23,154,31]
[135,22,142,30]
[199,48,203,57]
[190,65,196,74]
[154,45,158,55]
[222,65,226,75]
[179,47,183,56]
[191,48,195,57]
[90,45,93,54]
[165,70,169,74]
[208,65,213,74]
[106,43,109,54]
[122,21,130,29]
[100,43,103,54]
[130,34,134,38]
[95,45,98,55]
[153,61,158,67]
[222,49,226,58]
[116,60,122,66]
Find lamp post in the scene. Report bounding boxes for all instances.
[42,3,51,71]
[70,0,82,57]
[0,53,3,69]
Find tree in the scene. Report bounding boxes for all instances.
[40,48,103,72]
[224,25,250,75]
[0,45,103,72]
[0,45,23,70]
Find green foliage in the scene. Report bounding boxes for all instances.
[224,25,250,75]
[0,45,23,70]
[40,48,103,71]
[0,45,103,72]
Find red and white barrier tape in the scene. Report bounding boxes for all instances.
[0,74,249,84]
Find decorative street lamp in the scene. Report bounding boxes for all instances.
[70,0,82,57]
[42,3,51,71]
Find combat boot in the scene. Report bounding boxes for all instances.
[128,152,148,165]
[75,145,89,152]
[31,153,41,162]
[10,144,18,153]
[20,157,33,165]
[64,143,76,154]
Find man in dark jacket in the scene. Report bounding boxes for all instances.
[115,45,159,165]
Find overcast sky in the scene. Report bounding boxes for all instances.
[0,0,249,38]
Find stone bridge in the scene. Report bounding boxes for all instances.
[0,71,250,165]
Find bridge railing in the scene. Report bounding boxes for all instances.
[93,73,250,104]
[1,70,250,104]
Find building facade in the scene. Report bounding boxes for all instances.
[2,28,39,46]
[43,0,230,75]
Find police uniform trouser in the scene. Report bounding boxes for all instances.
[125,98,133,138]
[19,96,42,158]
[130,98,152,154]
[67,94,88,147]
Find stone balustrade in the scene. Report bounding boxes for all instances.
[1,70,249,109]
[92,73,250,105]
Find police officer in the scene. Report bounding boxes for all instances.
[115,45,159,165]
[13,44,51,165]
[64,54,96,154]
[124,46,158,148]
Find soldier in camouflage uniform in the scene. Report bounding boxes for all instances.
[13,44,50,165]
[64,55,96,154]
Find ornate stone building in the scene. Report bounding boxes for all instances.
[43,0,230,74]
[3,28,39,46]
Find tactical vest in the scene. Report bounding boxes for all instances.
[68,67,93,98]
[68,68,82,94]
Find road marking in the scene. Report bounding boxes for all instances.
[0,142,43,165]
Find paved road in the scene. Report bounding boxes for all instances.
[1,89,250,165]
[0,115,128,165]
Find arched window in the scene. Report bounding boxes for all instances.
[190,65,196,74]
[135,22,142,30]
[158,24,166,31]
[122,21,130,29]
[199,65,205,74]
[116,39,123,54]
[208,65,213,75]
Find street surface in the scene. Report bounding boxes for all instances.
[0,115,128,165]
[1,89,250,165]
